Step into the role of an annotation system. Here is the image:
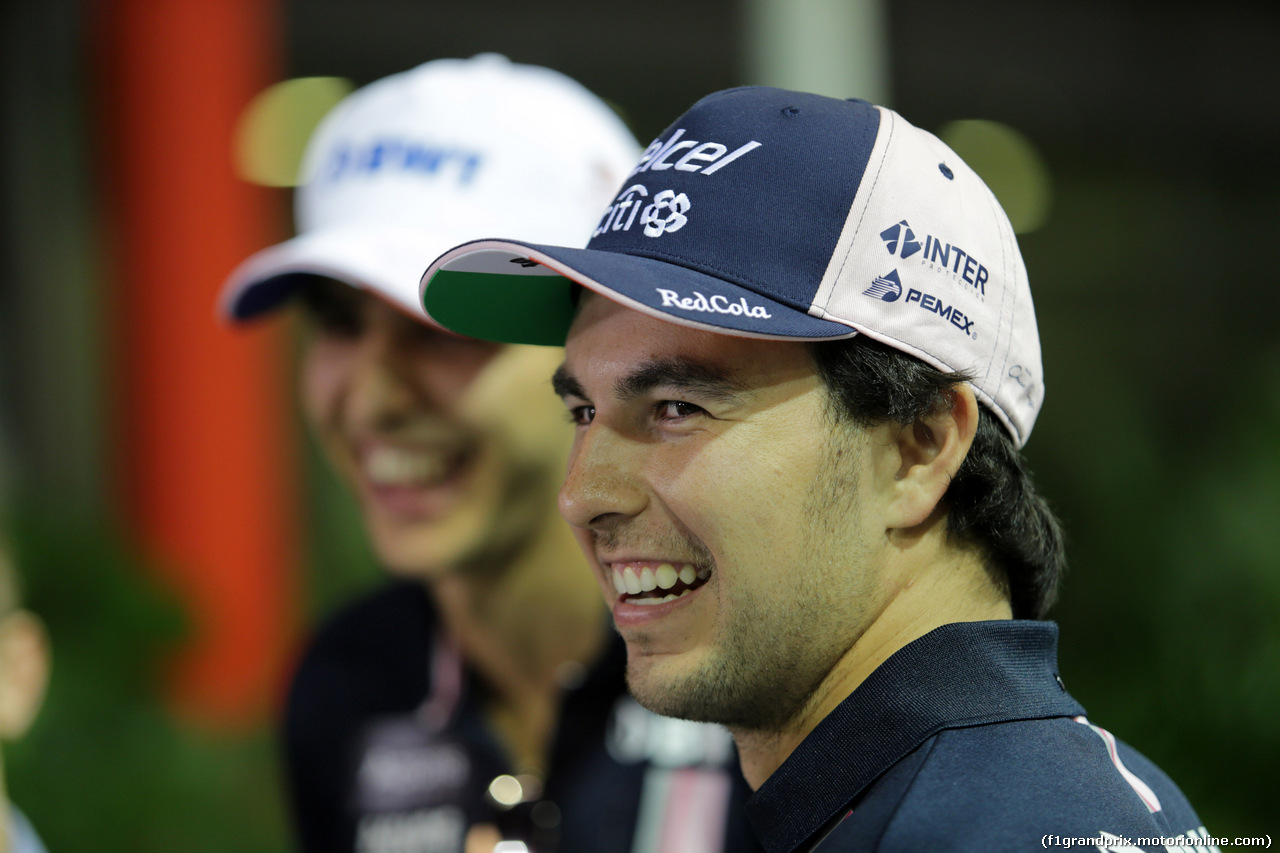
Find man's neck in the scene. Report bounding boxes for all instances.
[427,504,606,773]
[731,540,1012,790]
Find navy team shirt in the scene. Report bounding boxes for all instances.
[747,621,1217,853]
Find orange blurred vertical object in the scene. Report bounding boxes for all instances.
[98,0,300,727]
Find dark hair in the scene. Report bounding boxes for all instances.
[808,336,1065,619]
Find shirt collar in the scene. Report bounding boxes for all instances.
[745,620,1085,853]
[8,805,49,853]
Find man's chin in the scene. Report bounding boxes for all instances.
[623,653,724,725]
[366,504,479,566]
[624,646,808,731]
[369,526,460,579]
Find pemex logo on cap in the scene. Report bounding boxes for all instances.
[862,269,903,302]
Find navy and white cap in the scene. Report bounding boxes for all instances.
[219,54,639,323]
[420,86,1044,447]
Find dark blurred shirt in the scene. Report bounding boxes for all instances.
[283,580,761,853]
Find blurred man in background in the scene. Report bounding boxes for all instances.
[222,55,759,853]
[0,537,49,853]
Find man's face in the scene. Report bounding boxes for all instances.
[299,279,570,577]
[555,293,892,730]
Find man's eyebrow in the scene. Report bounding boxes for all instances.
[615,357,747,402]
[551,364,586,399]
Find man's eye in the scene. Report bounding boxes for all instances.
[298,276,366,338]
[656,400,705,421]
[566,405,596,426]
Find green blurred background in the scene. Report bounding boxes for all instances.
[1,0,1277,849]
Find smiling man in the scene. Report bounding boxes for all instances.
[420,87,1218,852]
[222,57,760,853]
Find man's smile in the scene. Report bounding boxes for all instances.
[351,437,480,522]
[605,559,713,603]
[362,444,469,489]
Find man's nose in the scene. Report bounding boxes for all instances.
[344,325,424,429]
[559,423,647,530]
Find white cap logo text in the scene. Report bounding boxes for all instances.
[656,288,772,319]
[629,128,761,178]
[594,185,691,238]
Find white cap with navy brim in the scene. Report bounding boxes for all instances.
[219,54,639,322]
[421,87,1044,448]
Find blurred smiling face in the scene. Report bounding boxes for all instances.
[298,278,570,578]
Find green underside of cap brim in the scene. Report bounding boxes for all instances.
[425,269,578,346]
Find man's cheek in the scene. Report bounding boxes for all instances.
[457,345,558,419]
[458,345,569,458]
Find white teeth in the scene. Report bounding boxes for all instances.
[630,592,683,606]
[613,565,662,596]
[612,562,711,601]
[655,564,678,590]
[365,447,448,486]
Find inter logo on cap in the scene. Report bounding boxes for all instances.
[881,220,922,259]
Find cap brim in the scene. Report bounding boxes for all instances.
[221,225,460,324]
[422,240,857,345]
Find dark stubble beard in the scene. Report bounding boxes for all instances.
[621,425,872,733]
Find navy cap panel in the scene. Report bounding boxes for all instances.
[585,89,880,313]
[530,244,858,339]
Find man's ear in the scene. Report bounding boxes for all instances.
[0,609,50,741]
[881,384,979,530]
